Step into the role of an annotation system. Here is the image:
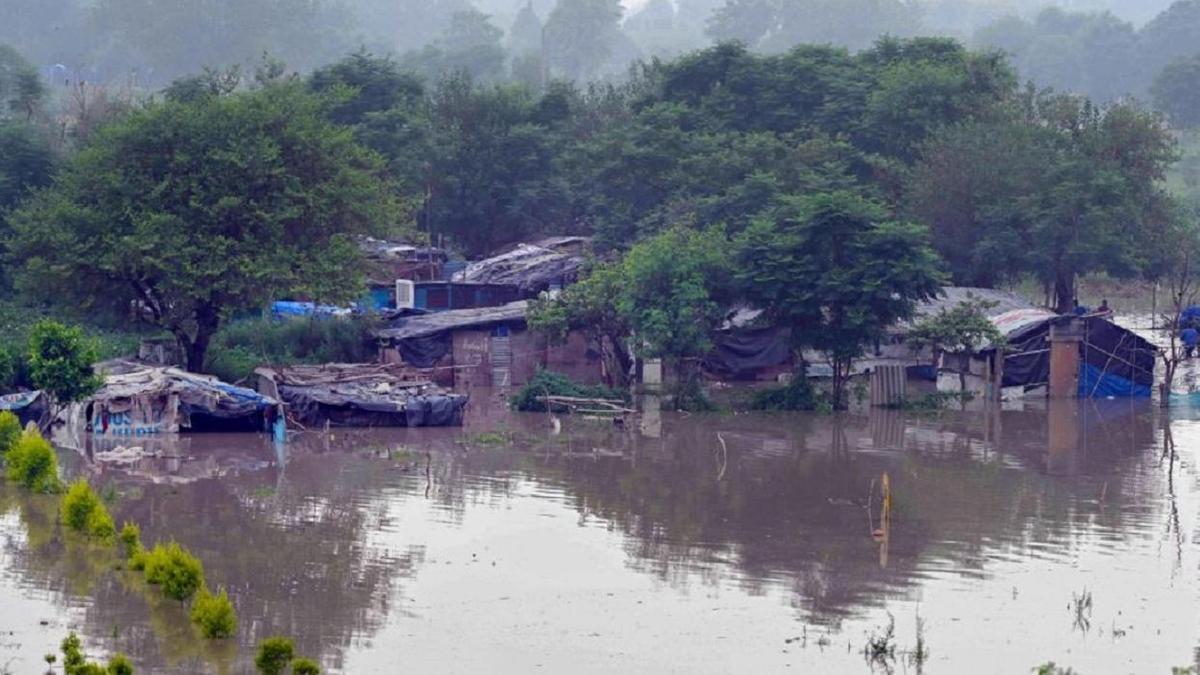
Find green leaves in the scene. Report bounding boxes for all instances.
[10,82,401,370]
[28,320,101,406]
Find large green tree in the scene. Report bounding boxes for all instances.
[735,191,944,409]
[11,81,401,371]
[908,90,1177,312]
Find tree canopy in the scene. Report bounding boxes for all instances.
[10,80,401,370]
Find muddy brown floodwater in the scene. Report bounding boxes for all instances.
[4,387,1200,673]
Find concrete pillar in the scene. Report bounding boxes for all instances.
[1048,318,1083,399]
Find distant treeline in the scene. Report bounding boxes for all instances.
[3,0,1200,116]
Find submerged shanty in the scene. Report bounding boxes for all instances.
[68,360,282,435]
[254,363,467,428]
[900,287,1156,398]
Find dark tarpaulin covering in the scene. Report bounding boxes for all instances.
[704,327,792,379]
[987,316,1155,397]
[395,333,451,368]
[281,385,467,427]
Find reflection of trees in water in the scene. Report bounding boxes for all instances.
[510,406,1162,625]
[1,438,424,674]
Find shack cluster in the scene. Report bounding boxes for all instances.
[0,236,1158,440]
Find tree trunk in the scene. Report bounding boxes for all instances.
[1054,269,1075,315]
[181,305,221,373]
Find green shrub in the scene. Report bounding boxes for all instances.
[5,426,60,492]
[292,657,321,675]
[206,316,377,383]
[59,632,134,675]
[143,541,204,602]
[119,521,142,559]
[107,654,134,675]
[61,632,85,672]
[750,376,821,411]
[61,479,115,540]
[0,410,20,455]
[255,637,295,675]
[190,586,238,639]
[510,370,627,412]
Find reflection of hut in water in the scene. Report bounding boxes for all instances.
[66,360,281,436]
[254,363,468,428]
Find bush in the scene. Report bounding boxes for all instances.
[510,370,627,412]
[0,410,20,455]
[191,586,238,639]
[292,657,321,675]
[107,654,134,675]
[206,316,377,383]
[5,426,60,492]
[255,637,295,675]
[750,376,821,411]
[119,521,142,559]
[61,479,116,540]
[143,541,204,602]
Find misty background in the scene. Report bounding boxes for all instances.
[0,0,1195,101]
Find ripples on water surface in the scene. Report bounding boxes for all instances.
[2,395,1200,673]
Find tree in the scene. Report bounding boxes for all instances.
[528,261,633,388]
[11,82,401,371]
[309,51,425,127]
[707,0,920,52]
[543,0,624,81]
[1154,215,1200,406]
[401,9,508,82]
[735,191,944,409]
[0,44,45,122]
[907,90,1177,312]
[615,226,731,406]
[27,320,101,423]
[421,75,570,256]
[1152,55,1200,128]
[906,296,1004,393]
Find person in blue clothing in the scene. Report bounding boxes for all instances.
[1183,325,1199,358]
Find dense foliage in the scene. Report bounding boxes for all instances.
[61,478,116,540]
[5,425,59,493]
[254,637,296,675]
[190,586,239,639]
[10,81,401,371]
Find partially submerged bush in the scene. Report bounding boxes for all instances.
[5,426,60,492]
[750,376,821,411]
[107,654,135,675]
[0,410,21,456]
[119,521,142,559]
[510,370,626,412]
[61,479,116,540]
[191,586,238,639]
[254,637,295,675]
[60,632,134,674]
[292,657,321,675]
[143,541,204,602]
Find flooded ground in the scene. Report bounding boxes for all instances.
[4,388,1200,673]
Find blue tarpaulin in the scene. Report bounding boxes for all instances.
[1078,362,1151,398]
[271,301,353,319]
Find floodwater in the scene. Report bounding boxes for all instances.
[3,389,1200,673]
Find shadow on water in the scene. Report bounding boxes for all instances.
[1,391,1196,673]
